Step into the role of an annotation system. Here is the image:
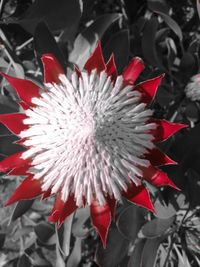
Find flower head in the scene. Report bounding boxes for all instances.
[185,74,200,101]
[0,42,186,247]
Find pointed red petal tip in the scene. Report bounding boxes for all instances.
[41,54,65,84]
[145,148,177,167]
[106,54,117,82]
[90,201,111,248]
[123,183,155,213]
[84,41,106,74]
[0,151,30,172]
[0,72,40,106]
[48,194,77,226]
[0,113,28,135]
[122,57,144,85]
[151,120,188,142]
[135,74,164,104]
[142,165,180,191]
[5,175,42,206]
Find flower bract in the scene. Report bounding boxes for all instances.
[0,42,186,247]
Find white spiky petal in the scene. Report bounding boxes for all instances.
[20,70,156,206]
[185,74,200,101]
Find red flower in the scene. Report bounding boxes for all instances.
[0,42,186,247]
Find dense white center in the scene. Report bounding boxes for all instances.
[20,70,156,206]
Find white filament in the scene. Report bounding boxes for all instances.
[20,70,156,206]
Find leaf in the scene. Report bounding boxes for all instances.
[197,0,200,21]
[62,214,74,257]
[128,239,146,267]
[17,254,31,267]
[95,223,129,267]
[171,123,200,174]
[10,199,34,221]
[66,237,82,267]
[72,208,90,237]
[117,206,146,240]
[142,17,163,69]
[156,11,183,41]
[156,86,174,107]
[69,13,121,68]
[0,233,5,249]
[6,0,82,34]
[55,214,74,257]
[147,0,169,14]
[141,237,164,267]
[154,192,185,219]
[34,222,55,244]
[34,22,66,71]
[141,216,175,238]
[180,52,196,71]
[56,243,65,267]
[103,29,130,73]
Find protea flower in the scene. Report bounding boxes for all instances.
[0,42,186,247]
[185,74,200,101]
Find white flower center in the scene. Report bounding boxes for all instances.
[20,70,156,206]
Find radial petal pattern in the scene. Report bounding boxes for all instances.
[0,42,186,247]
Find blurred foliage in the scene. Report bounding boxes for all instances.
[0,0,200,266]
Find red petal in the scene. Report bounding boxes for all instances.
[8,164,31,176]
[106,54,117,82]
[90,201,111,248]
[122,57,144,85]
[84,41,106,74]
[19,101,29,110]
[0,113,28,135]
[41,54,65,84]
[123,182,155,212]
[145,148,177,166]
[49,194,77,226]
[5,175,42,206]
[151,120,188,142]
[106,196,116,220]
[0,72,40,106]
[73,64,82,78]
[0,151,30,172]
[42,188,52,200]
[135,74,164,104]
[142,165,180,190]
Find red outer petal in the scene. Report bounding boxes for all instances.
[8,164,31,176]
[90,201,111,248]
[0,72,40,106]
[49,194,77,226]
[135,74,164,104]
[19,101,29,110]
[123,182,155,212]
[42,188,52,200]
[151,120,188,142]
[84,41,106,74]
[145,148,177,166]
[41,54,65,84]
[142,165,180,190]
[0,151,30,172]
[106,54,117,82]
[73,64,82,78]
[0,113,28,135]
[122,57,144,85]
[5,175,42,206]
